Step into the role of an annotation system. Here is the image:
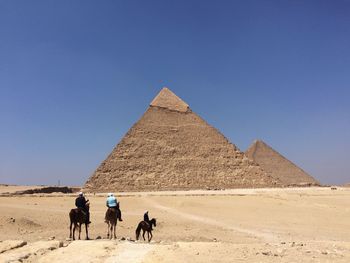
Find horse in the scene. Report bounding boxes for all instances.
[69,203,90,240]
[105,207,119,239]
[135,218,156,242]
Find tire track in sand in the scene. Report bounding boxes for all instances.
[147,199,278,242]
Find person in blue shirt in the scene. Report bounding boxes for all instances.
[106,193,123,221]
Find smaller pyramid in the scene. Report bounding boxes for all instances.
[150,87,189,112]
[245,140,320,186]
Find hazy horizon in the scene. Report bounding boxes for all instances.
[1,1,349,186]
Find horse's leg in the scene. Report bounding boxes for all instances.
[113,222,116,239]
[149,231,153,242]
[78,223,81,240]
[107,222,110,239]
[85,223,89,240]
[142,229,146,241]
[110,224,113,240]
[69,221,73,238]
[72,223,77,240]
[112,223,114,239]
[111,224,113,239]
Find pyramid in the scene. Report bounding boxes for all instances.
[84,88,280,192]
[245,140,320,186]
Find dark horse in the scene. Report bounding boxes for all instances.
[69,203,90,240]
[105,207,119,239]
[135,218,156,242]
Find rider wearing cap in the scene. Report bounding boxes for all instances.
[106,193,123,221]
[75,192,91,224]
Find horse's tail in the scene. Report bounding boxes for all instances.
[135,222,142,240]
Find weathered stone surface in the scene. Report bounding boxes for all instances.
[150,87,189,112]
[84,88,280,192]
[0,240,27,254]
[0,241,61,262]
[245,140,319,186]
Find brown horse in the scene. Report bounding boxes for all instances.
[105,207,119,239]
[69,203,90,240]
[135,218,156,242]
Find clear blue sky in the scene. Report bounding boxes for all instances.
[1,0,349,186]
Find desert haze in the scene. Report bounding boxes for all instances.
[0,185,349,262]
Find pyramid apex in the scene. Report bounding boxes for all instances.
[248,139,263,148]
[150,87,189,112]
[256,139,267,145]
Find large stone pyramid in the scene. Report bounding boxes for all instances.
[245,140,320,186]
[84,88,280,192]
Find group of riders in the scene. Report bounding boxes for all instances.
[74,192,152,228]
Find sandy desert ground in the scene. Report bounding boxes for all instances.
[0,186,350,262]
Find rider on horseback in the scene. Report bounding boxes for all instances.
[75,192,91,224]
[144,210,152,230]
[106,193,123,221]
[136,211,156,241]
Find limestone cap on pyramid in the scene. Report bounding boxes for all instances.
[150,87,189,112]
